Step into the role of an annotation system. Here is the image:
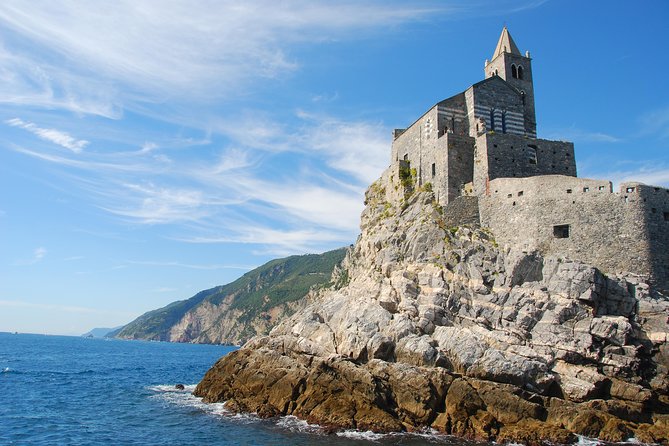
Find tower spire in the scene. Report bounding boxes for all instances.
[492,27,521,59]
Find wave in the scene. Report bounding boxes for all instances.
[576,435,646,446]
[148,387,651,445]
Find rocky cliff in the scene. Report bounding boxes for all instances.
[194,175,669,444]
[113,248,347,345]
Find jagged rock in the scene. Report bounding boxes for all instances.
[195,187,669,444]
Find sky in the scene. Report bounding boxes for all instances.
[1,0,668,336]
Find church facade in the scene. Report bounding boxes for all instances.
[382,28,669,291]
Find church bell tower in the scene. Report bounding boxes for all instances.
[484,27,536,137]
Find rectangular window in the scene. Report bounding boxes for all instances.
[566,189,572,194]
[553,224,570,238]
[598,186,605,191]
[583,187,589,192]
[431,163,436,177]
[626,187,636,193]
[518,191,524,197]
[527,145,538,164]
[664,212,669,222]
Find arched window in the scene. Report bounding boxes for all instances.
[489,109,495,131]
[517,65,524,80]
[511,64,517,79]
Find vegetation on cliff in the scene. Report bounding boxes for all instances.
[111,248,347,344]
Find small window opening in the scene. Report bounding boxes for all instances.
[518,191,524,197]
[501,111,507,133]
[626,187,636,193]
[651,208,656,213]
[517,65,524,80]
[511,64,518,79]
[507,193,512,198]
[431,163,436,177]
[512,201,516,206]
[527,145,538,164]
[490,109,496,131]
[403,154,408,161]
[520,91,526,105]
[583,187,589,192]
[664,212,669,222]
[566,189,572,194]
[625,196,629,203]
[598,186,605,191]
[553,224,570,238]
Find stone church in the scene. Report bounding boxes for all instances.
[381,28,669,291]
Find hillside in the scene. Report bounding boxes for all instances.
[112,248,347,345]
[82,327,121,338]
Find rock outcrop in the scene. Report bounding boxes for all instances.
[195,178,669,444]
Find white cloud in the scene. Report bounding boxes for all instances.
[0,299,120,315]
[544,126,621,143]
[6,118,89,152]
[33,247,47,262]
[638,105,669,139]
[0,1,439,113]
[14,247,48,266]
[126,260,253,271]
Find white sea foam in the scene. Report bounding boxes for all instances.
[275,415,323,434]
[148,385,464,443]
[336,430,388,441]
[577,435,606,446]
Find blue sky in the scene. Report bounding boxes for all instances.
[1,1,668,335]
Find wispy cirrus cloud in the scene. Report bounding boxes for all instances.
[125,260,253,271]
[6,118,89,152]
[0,1,442,115]
[5,109,386,254]
[638,105,669,139]
[13,247,47,266]
[544,125,622,144]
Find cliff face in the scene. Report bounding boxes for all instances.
[113,248,347,345]
[195,176,669,444]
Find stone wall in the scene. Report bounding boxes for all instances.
[442,196,480,227]
[436,93,469,137]
[478,175,669,287]
[391,105,475,205]
[638,184,669,290]
[473,133,575,195]
[467,77,527,138]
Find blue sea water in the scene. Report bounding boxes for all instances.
[0,332,489,446]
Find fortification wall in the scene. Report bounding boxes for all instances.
[637,184,669,291]
[473,133,576,195]
[479,175,655,283]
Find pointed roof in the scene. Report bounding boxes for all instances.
[492,27,521,59]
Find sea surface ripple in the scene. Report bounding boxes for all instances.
[0,332,613,446]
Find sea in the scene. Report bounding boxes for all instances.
[0,333,609,446]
